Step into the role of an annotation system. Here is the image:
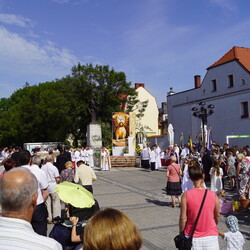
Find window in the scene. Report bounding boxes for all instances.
[228,74,234,88]
[211,79,217,92]
[241,101,249,119]
[241,79,247,85]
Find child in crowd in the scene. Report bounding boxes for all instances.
[210,159,223,193]
[181,158,193,192]
[218,190,234,214]
[219,215,245,250]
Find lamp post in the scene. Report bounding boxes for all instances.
[191,102,215,148]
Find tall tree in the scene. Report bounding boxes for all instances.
[0,63,137,147]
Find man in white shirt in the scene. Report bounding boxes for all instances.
[75,160,97,193]
[0,167,62,249]
[180,145,190,160]
[41,155,61,223]
[18,150,49,236]
[141,145,150,169]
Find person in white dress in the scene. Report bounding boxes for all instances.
[80,147,86,163]
[100,147,110,171]
[84,147,89,166]
[154,144,162,170]
[88,147,94,168]
[174,144,180,163]
[74,148,81,167]
[209,159,223,194]
[181,158,193,192]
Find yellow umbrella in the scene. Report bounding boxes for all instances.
[55,181,95,208]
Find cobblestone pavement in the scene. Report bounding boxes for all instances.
[93,167,250,250]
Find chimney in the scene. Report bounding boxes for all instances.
[135,83,145,89]
[161,102,167,114]
[194,75,201,88]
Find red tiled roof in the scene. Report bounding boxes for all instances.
[207,46,250,72]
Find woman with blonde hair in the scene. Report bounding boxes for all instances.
[60,161,75,182]
[83,208,142,250]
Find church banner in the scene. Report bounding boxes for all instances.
[112,112,129,147]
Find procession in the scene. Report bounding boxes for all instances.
[1,1,250,249]
[0,140,249,249]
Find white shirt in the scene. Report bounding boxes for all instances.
[150,150,156,163]
[180,147,189,159]
[41,162,59,194]
[141,148,150,160]
[224,231,245,250]
[22,165,48,205]
[174,146,180,155]
[0,217,62,250]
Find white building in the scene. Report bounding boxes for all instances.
[167,46,250,146]
[130,83,159,137]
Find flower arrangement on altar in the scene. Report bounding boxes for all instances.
[135,145,142,155]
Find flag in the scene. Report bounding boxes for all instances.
[180,132,184,147]
[195,133,199,150]
[207,127,212,149]
[188,134,193,148]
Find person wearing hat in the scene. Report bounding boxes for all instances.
[219,215,245,249]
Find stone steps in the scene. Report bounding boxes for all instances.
[110,156,138,167]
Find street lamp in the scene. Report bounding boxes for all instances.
[191,102,215,148]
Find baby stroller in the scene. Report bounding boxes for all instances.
[49,199,100,250]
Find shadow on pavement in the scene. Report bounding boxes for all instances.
[145,198,168,206]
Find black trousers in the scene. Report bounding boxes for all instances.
[83,185,93,194]
[31,202,48,236]
[141,159,150,169]
[151,162,155,171]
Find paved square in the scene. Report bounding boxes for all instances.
[93,167,250,250]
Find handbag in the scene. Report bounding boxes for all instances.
[174,189,208,250]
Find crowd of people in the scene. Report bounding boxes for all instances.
[0,166,142,250]
[141,143,250,201]
[1,141,249,249]
[0,146,102,249]
[140,142,249,249]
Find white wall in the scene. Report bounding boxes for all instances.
[167,61,250,146]
[135,87,159,136]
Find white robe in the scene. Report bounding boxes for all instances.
[101,150,110,171]
[154,146,162,170]
[74,150,81,166]
[209,167,223,194]
[88,149,94,167]
[181,164,193,192]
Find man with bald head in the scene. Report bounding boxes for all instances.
[0,167,62,249]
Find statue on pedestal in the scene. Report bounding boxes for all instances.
[89,99,97,123]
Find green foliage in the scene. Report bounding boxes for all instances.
[0,63,137,147]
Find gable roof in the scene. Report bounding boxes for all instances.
[207,46,250,72]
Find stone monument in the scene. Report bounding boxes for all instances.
[87,99,102,148]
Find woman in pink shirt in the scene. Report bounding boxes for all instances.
[179,163,220,249]
[166,155,182,208]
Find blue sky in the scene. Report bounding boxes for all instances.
[0,0,250,106]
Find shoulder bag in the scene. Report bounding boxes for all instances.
[174,189,208,250]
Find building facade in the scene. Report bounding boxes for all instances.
[167,46,250,146]
[133,83,159,137]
